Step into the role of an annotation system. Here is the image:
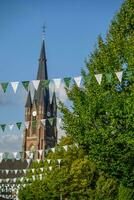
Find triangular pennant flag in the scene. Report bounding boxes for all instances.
[26,159,31,165]
[14,170,18,175]
[0,153,3,163]
[41,80,50,89]
[95,74,102,85]
[47,159,51,164]
[8,124,14,131]
[48,118,54,126]
[11,82,19,93]
[115,71,123,82]
[16,122,22,130]
[39,174,43,180]
[105,73,112,83]
[24,121,29,129]
[74,76,82,87]
[1,82,9,93]
[64,77,71,88]
[13,152,18,159]
[26,151,30,157]
[20,177,24,182]
[32,175,36,181]
[74,143,79,148]
[53,78,62,89]
[49,166,52,171]
[63,145,68,151]
[40,168,44,172]
[57,159,62,164]
[23,169,27,174]
[13,178,16,183]
[22,81,29,91]
[125,70,132,80]
[32,80,40,90]
[38,150,43,156]
[1,124,6,132]
[31,169,35,173]
[32,120,37,129]
[51,148,55,153]
[5,170,9,175]
[41,119,46,126]
[36,159,41,163]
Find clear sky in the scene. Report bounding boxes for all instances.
[0,0,124,152]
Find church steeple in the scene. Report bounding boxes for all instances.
[23,32,57,159]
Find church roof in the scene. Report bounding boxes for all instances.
[37,39,48,80]
[25,91,32,108]
[33,39,50,112]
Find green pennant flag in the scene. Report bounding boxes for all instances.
[41,80,50,89]
[105,73,112,83]
[22,81,29,91]
[16,122,22,130]
[1,82,9,93]
[64,77,71,88]
[125,70,133,80]
[32,120,37,130]
[1,124,6,132]
[48,118,54,126]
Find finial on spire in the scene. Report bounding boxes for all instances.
[42,24,46,41]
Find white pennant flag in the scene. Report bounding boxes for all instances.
[63,145,68,151]
[6,178,9,183]
[13,178,16,183]
[20,177,24,182]
[13,152,18,159]
[26,151,30,157]
[38,150,43,156]
[53,78,62,89]
[0,153,3,163]
[39,174,43,180]
[5,170,9,175]
[41,119,46,126]
[8,124,14,131]
[49,166,52,171]
[47,159,51,164]
[23,169,27,174]
[14,170,18,175]
[95,74,102,85]
[51,148,55,153]
[24,121,29,129]
[32,80,40,90]
[26,159,31,165]
[74,143,79,148]
[31,169,35,173]
[32,175,36,181]
[74,76,82,87]
[115,71,123,82]
[11,82,19,93]
[57,159,62,164]
[40,168,44,172]
[36,159,41,163]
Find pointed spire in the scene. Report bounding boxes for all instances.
[25,91,32,108]
[37,39,48,80]
[51,91,57,116]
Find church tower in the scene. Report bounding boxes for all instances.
[22,37,57,159]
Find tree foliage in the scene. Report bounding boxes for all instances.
[18,137,118,200]
[60,0,134,187]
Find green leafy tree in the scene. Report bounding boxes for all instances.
[18,137,118,200]
[60,0,134,188]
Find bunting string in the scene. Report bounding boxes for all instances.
[0,70,130,94]
[0,117,61,133]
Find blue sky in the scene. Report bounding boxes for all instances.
[0,0,124,151]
